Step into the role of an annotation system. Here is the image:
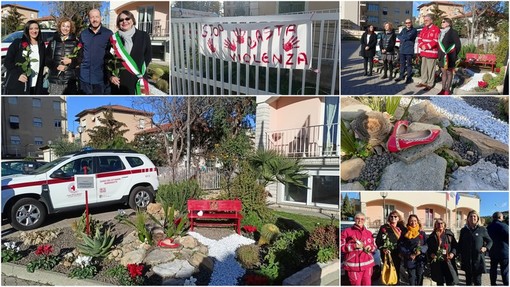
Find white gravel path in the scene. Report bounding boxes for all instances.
[457,71,497,92]
[401,97,509,145]
[189,231,255,286]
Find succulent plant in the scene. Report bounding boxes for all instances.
[76,226,115,258]
[71,212,100,240]
[236,244,261,269]
[257,223,280,246]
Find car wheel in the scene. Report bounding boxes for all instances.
[10,198,47,231]
[128,186,154,210]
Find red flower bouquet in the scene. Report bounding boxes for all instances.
[478,81,488,89]
[15,41,37,91]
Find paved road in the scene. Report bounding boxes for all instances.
[1,274,49,286]
[341,40,443,96]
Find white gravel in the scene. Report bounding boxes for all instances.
[401,97,509,145]
[189,231,255,286]
[149,83,168,95]
[458,71,497,92]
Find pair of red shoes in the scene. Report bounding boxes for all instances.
[387,120,441,153]
[437,89,451,95]
[157,238,180,248]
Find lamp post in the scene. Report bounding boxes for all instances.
[380,192,388,223]
[77,126,84,147]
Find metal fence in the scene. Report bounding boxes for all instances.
[171,13,339,95]
[157,166,222,190]
[139,20,169,37]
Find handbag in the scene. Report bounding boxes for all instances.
[381,253,398,285]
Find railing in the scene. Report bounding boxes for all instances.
[139,20,169,37]
[171,13,339,95]
[265,124,338,158]
[157,166,222,190]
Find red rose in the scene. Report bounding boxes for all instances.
[242,225,257,233]
[21,42,29,49]
[127,263,144,279]
[381,227,387,233]
[77,43,83,48]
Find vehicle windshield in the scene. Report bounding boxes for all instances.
[2,31,23,42]
[30,157,70,174]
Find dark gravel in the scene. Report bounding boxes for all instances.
[484,153,509,169]
[451,140,481,165]
[462,96,508,122]
[355,153,399,190]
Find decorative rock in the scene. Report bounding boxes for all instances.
[378,154,447,190]
[123,231,139,245]
[341,158,365,181]
[341,104,373,121]
[198,245,208,255]
[179,236,199,249]
[143,248,176,265]
[152,260,196,278]
[453,127,509,157]
[190,252,214,272]
[394,124,453,164]
[176,248,194,262]
[448,160,509,191]
[340,182,365,191]
[120,249,146,266]
[147,202,163,216]
[408,101,442,123]
[341,97,363,107]
[443,149,471,166]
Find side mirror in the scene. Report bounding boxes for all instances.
[50,170,71,179]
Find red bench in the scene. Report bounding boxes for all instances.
[187,199,243,234]
[465,53,497,72]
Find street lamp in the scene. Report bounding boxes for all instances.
[380,192,388,223]
[77,126,84,147]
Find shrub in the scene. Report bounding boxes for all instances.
[488,70,505,90]
[458,44,476,60]
[236,244,261,269]
[26,244,59,273]
[157,180,203,214]
[118,209,152,244]
[76,226,116,258]
[305,224,339,263]
[482,73,494,83]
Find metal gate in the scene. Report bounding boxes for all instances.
[171,12,339,95]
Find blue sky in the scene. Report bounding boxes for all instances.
[342,192,510,217]
[2,1,110,19]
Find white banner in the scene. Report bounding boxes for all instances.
[198,20,312,69]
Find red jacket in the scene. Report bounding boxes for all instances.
[418,23,440,59]
[341,224,376,272]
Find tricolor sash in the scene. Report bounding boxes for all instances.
[439,41,456,69]
[110,32,149,95]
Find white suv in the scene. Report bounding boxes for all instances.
[1,149,159,231]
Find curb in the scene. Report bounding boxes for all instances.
[282,259,339,285]
[1,262,113,286]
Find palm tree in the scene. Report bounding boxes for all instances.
[249,149,308,188]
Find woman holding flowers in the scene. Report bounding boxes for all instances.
[426,218,459,285]
[376,210,406,284]
[398,214,428,285]
[458,210,493,285]
[4,20,46,94]
[108,10,152,95]
[45,17,81,95]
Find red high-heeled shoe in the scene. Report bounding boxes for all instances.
[390,120,409,138]
[387,129,441,152]
[157,238,180,249]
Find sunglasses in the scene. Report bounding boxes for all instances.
[390,216,398,218]
[118,17,131,23]
[405,22,412,24]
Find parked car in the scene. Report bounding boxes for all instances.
[1,149,159,231]
[1,160,48,176]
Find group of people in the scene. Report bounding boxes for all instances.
[359,14,461,95]
[3,8,152,95]
[341,210,509,286]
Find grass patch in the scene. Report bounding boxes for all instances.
[273,210,338,232]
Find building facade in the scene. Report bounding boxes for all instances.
[224,1,339,16]
[1,4,38,23]
[255,96,339,212]
[1,97,67,159]
[417,1,464,25]
[359,192,480,231]
[75,105,153,146]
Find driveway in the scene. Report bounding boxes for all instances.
[341,40,443,95]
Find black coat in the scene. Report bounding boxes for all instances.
[487,220,509,260]
[45,32,80,85]
[375,223,406,268]
[438,28,461,69]
[379,31,397,54]
[4,37,46,95]
[109,29,152,95]
[399,230,428,269]
[360,32,377,58]
[426,229,459,284]
[458,225,493,274]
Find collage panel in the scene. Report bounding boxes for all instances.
[1,0,170,96]
[341,191,510,286]
[1,95,340,285]
[340,1,508,96]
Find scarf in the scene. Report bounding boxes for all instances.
[118,26,136,54]
[389,223,401,239]
[404,225,420,239]
[439,27,455,69]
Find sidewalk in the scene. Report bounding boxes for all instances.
[341,40,443,96]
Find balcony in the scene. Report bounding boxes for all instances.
[139,20,169,39]
[265,124,338,158]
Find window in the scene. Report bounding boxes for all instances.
[425,208,434,228]
[10,135,21,145]
[383,204,396,219]
[98,156,125,172]
[32,98,41,108]
[405,10,410,15]
[9,116,19,129]
[34,136,43,145]
[138,119,145,129]
[382,7,388,15]
[311,176,339,205]
[126,157,144,167]
[53,101,61,111]
[395,8,400,14]
[368,4,379,12]
[278,1,305,14]
[323,97,338,156]
[54,120,62,128]
[60,157,95,176]
[284,178,308,203]
[8,97,17,105]
[138,6,155,35]
[33,117,42,128]
[368,16,379,24]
